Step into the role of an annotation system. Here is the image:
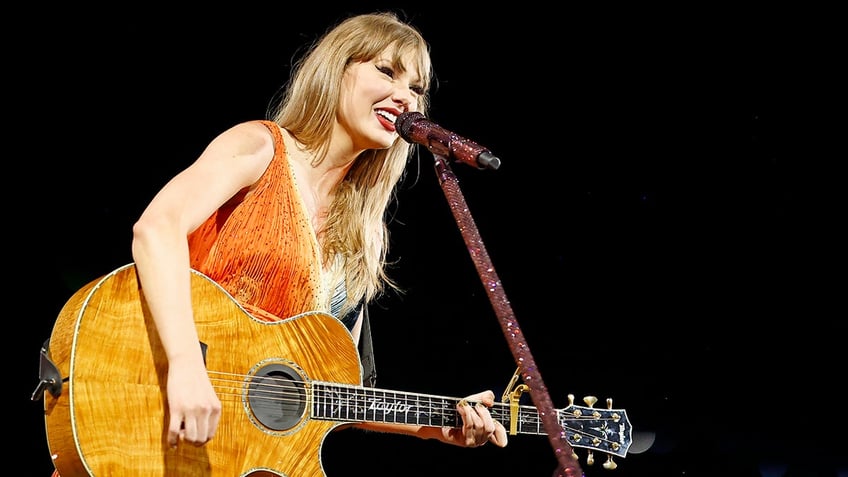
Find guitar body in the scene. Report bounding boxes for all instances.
[43,263,362,476]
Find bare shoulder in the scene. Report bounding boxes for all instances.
[212,120,277,156]
[191,121,280,186]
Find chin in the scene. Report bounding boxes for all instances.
[368,134,396,150]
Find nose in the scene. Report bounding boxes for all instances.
[392,86,417,112]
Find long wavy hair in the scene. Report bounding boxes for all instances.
[269,12,433,318]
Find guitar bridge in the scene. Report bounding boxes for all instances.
[31,338,63,401]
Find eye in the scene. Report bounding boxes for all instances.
[376,64,424,96]
[376,65,394,78]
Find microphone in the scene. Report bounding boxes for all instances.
[395,112,501,170]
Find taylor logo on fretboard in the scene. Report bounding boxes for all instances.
[37,263,632,476]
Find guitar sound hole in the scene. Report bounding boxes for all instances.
[247,363,306,431]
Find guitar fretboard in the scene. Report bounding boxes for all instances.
[311,381,549,434]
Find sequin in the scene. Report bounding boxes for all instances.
[187,120,326,321]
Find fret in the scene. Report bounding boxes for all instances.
[312,382,462,427]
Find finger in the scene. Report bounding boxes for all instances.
[457,400,482,447]
[478,390,496,407]
[490,421,509,447]
[468,403,495,447]
[167,412,183,448]
[198,405,218,445]
[465,390,496,407]
[208,409,221,441]
[193,418,209,447]
[474,403,496,432]
[181,415,197,444]
[473,403,499,446]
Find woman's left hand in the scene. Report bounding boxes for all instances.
[441,390,508,448]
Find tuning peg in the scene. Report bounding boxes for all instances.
[587,450,594,466]
[583,396,598,408]
[602,455,617,470]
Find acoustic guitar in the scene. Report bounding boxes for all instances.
[39,263,631,476]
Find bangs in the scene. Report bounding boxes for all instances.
[346,26,432,95]
[390,40,432,94]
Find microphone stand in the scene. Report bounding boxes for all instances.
[429,154,583,477]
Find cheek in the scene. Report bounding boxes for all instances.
[343,73,388,109]
[360,79,392,100]
[354,69,394,99]
[337,76,362,124]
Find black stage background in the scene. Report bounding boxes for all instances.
[17,5,843,477]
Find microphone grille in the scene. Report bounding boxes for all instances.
[395,111,425,142]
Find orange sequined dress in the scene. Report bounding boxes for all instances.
[187,120,329,322]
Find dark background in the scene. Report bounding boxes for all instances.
[18,4,843,477]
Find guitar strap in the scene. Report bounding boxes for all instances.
[358,305,377,388]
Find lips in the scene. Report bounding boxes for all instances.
[376,110,397,131]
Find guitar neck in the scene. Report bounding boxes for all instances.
[312,381,548,435]
[311,381,634,460]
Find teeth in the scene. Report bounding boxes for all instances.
[377,110,397,123]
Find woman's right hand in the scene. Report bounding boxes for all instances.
[165,358,222,448]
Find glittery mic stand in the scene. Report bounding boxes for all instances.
[430,154,583,477]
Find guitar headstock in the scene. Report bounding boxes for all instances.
[558,395,632,469]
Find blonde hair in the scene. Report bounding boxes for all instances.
[269,12,433,317]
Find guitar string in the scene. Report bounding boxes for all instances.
[201,370,627,453]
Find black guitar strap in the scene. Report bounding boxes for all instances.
[358,305,377,388]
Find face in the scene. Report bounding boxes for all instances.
[337,46,424,151]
